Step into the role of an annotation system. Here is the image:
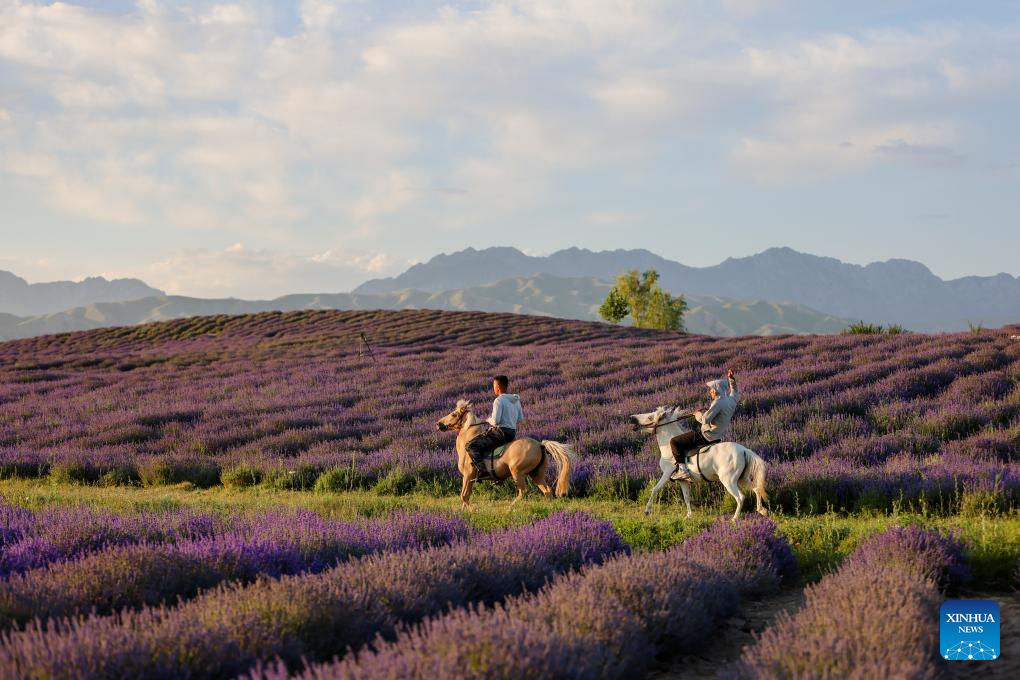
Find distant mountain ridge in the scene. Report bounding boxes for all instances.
[5,245,1016,338]
[0,273,849,340]
[0,270,163,316]
[356,247,1020,331]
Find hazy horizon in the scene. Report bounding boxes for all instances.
[4,243,1018,301]
[2,1,1019,299]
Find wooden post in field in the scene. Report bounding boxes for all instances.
[359,332,377,362]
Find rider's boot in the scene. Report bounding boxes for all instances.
[469,455,491,481]
[670,462,693,482]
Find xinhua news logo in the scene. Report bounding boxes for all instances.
[940,600,1000,661]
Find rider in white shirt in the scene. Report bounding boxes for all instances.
[670,370,739,481]
[467,375,523,480]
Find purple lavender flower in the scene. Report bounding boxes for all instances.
[0,512,625,680]
[277,514,795,680]
[725,525,970,679]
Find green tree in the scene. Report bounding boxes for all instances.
[599,269,687,331]
[842,320,880,335]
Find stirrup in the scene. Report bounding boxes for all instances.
[670,464,693,482]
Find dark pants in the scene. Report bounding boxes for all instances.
[669,429,713,462]
[467,427,516,466]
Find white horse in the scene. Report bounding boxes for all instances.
[629,406,769,521]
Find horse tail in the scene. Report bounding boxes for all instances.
[739,448,769,515]
[541,440,575,497]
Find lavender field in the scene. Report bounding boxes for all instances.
[1,309,1018,513]
[1,309,1019,678]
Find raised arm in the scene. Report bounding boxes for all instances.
[727,369,739,400]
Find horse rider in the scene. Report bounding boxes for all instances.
[467,374,524,481]
[670,369,739,481]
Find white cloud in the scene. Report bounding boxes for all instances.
[723,26,1011,182]
[0,0,684,238]
[0,256,62,282]
[113,243,407,298]
[0,0,1018,283]
[873,138,965,167]
[197,4,256,26]
[593,75,679,121]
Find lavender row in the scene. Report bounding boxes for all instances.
[0,512,626,680]
[1,503,225,576]
[725,525,970,679]
[0,503,469,577]
[270,517,796,680]
[0,511,469,627]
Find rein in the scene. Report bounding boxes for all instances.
[639,408,696,434]
[641,417,682,433]
[452,412,487,434]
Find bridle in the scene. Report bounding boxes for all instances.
[445,408,486,433]
[636,407,695,434]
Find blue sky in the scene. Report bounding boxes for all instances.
[1,0,1018,297]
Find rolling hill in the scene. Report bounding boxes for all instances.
[0,273,848,340]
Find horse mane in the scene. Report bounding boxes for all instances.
[454,399,481,429]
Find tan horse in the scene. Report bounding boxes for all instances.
[436,399,575,508]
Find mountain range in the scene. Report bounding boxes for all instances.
[2,246,1017,340]
[0,273,849,340]
[0,270,162,316]
[357,246,1020,331]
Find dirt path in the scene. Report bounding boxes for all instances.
[644,589,805,679]
[941,591,1020,680]
[645,589,1019,679]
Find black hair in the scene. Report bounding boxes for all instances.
[493,375,509,390]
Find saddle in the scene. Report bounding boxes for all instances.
[472,444,510,481]
[692,443,720,457]
[683,442,721,480]
[472,443,509,460]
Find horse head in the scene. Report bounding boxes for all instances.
[436,399,472,432]
[628,406,670,431]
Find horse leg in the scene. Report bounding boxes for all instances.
[745,452,769,517]
[644,458,674,516]
[679,481,693,518]
[508,467,528,509]
[460,473,474,509]
[530,463,553,499]
[720,473,744,522]
[752,486,767,516]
